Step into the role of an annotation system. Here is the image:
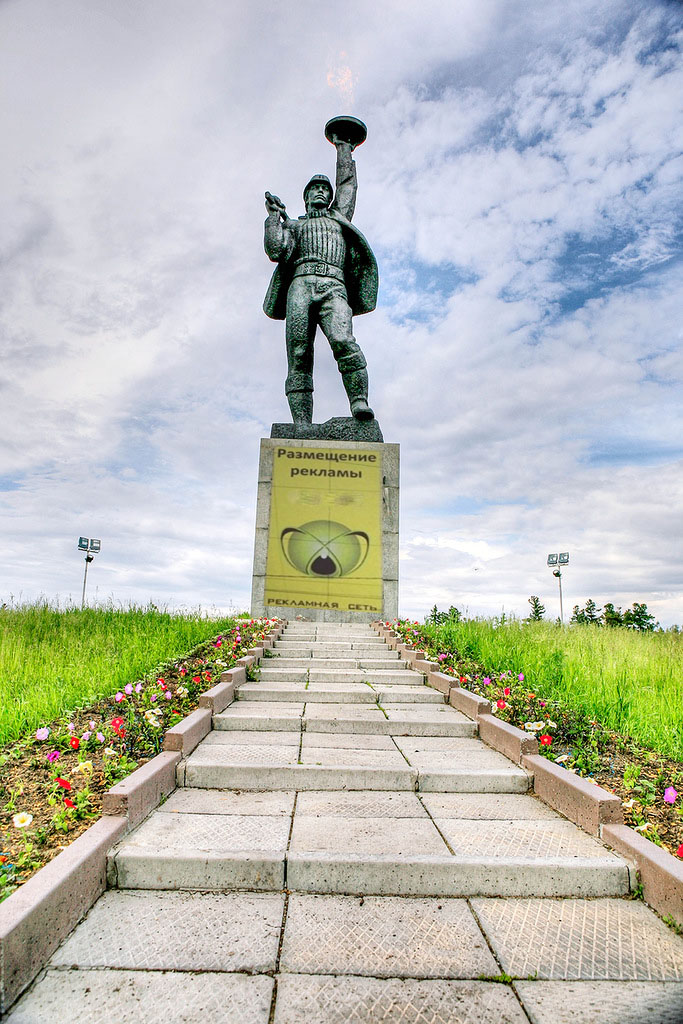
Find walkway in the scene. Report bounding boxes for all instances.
[8,622,683,1022]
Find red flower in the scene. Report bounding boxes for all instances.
[677,845,683,859]
[64,798,75,808]
[56,777,71,790]
[540,734,553,746]
[459,676,467,684]
[497,699,506,709]
[179,668,187,676]
[192,675,200,683]
[503,687,511,696]
[205,672,212,682]
[69,736,80,750]
[111,716,126,737]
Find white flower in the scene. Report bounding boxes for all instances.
[71,760,94,776]
[13,812,33,828]
[103,747,117,757]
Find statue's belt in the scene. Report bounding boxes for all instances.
[292,260,345,282]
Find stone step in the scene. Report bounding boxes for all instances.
[235,684,443,704]
[258,668,424,684]
[213,705,478,737]
[275,638,386,647]
[107,790,629,898]
[271,645,395,657]
[264,658,405,670]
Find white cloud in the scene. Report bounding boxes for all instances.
[1,0,681,626]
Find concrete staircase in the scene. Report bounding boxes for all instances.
[10,622,683,1023]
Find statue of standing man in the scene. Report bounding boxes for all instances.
[263,117,379,429]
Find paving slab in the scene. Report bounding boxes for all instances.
[50,890,283,971]
[220,701,305,713]
[213,712,303,732]
[203,729,300,745]
[163,788,296,816]
[472,897,683,979]
[240,685,379,703]
[420,793,561,820]
[280,894,497,977]
[7,970,273,1024]
[407,748,526,771]
[437,819,618,862]
[109,810,289,889]
[295,791,428,818]
[186,742,299,768]
[273,976,529,1024]
[514,980,683,1023]
[289,815,449,857]
[376,687,443,703]
[300,747,408,769]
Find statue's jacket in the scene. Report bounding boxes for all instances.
[263,203,379,321]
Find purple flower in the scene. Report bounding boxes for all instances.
[150,694,157,702]
[164,691,172,700]
[664,787,678,805]
[124,683,133,695]
[437,653,447,662]
[96,732,105,743]
[67,723,75,732]
[483,677,492,686]
[89,720,96,729]
[35,727,50,741]
[135,682,143,693]
[518,673,525,681]
[46,750,60,763]
[115,692,124,702]
[82,731,91,742]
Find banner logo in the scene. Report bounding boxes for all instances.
[280,520,369,578]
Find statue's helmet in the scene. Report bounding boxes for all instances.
[303,174,332,202]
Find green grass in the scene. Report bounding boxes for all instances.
[420,619,683,760]
[0,601,240,747]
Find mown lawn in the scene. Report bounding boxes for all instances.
[418,618,683,760]
[0,602,242,747]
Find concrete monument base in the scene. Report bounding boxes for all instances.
[251,438,399,622]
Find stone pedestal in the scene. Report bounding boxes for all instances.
[251,438,399,623]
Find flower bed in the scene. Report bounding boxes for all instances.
[0,619,278,900]
[385,618,683,859]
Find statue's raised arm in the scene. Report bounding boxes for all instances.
[262,117,379,434]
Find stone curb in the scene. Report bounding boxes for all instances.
[449,685,490,720]
[522,753,623,835]
[601,823,683,924]
[0,814,128,1013]
[162,707,213,755]
[201,677,238,711]
[102,751,181,827]
[477,713,539,763]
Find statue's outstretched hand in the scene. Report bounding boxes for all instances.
[265,191,287,217]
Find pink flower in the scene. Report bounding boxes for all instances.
[664,787,678,804]
[89,721,96,729]
[483,677,492,686]
[124,684,133,695]
[214,639,222,648]
[96,732,105,743]
[150,694,157,701]
[46,750,60,763]
[135,682,142,693]
[164,691,172,700]
[67,723,75,732]
[35,727,50,741]
[115,692,124,702]
[82,731,91,742]
[518,674,525,681]
[438,653,447,662]
[539,701,546,707]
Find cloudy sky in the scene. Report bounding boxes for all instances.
[1,0,682,624]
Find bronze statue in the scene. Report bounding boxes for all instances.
[263,117,379,428]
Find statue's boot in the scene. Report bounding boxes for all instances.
[342,369,374,421]
[287,389,313,426]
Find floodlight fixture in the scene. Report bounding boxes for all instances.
[547,549,570,623]
[558,552,569,565]
[77,536,102,607]
[547,553,558,566]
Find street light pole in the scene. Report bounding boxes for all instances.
[553,569,564,624]
[78,537,101,609]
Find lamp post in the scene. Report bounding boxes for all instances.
[78,537,101,608]
[547,552,569,623]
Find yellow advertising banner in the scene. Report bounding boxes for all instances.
[265,446,383,614]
